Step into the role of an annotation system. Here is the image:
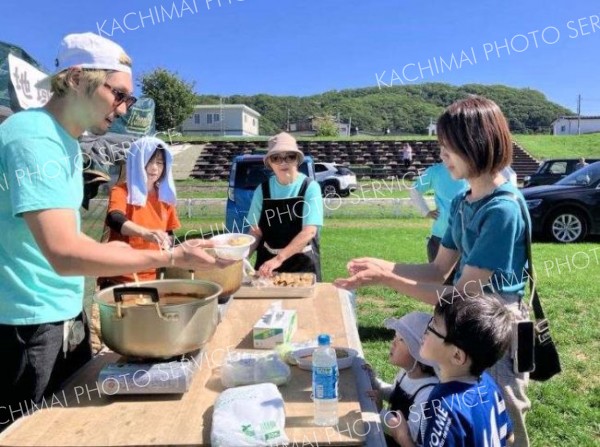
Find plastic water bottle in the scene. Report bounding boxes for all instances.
[312,333,338,426]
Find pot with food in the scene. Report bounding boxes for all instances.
[93,279,222,359]
[160,249,245,301]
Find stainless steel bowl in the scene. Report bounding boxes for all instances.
[93,279,222,359]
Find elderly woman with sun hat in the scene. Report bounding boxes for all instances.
[247,132,324,280]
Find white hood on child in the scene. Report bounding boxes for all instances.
[126,136,177,206]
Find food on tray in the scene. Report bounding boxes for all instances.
[228,236,252,247]
[271,273,314,287]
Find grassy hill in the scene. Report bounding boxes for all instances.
[197,83,572,135]
[514,134,600,159]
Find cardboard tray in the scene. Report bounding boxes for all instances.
[234,273,316,299]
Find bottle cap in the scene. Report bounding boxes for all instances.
[317,334,330,346]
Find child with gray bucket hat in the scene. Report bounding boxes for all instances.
[366,311,438,446]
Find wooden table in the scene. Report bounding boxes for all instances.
[0,284,385,446]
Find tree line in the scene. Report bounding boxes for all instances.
[140,69,572,135]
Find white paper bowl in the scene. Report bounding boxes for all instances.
[292,347,358,371]
[212,233,256,260]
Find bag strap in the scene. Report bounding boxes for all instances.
[511,195,546,321]
[261,179,271,200]
[484,190,546,321]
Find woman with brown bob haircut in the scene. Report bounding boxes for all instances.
[336,96,532,446]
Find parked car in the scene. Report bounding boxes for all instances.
[523,161,600,243]
[523,158,600,187]
[225,154,316,233]
[314,162,357,197]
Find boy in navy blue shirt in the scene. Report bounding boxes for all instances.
[388,294,514,446]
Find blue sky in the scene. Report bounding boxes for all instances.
[2,0,599,114]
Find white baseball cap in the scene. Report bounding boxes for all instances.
[37,32,131,90]
[53,32,131,74]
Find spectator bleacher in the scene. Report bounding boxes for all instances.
[190,140,539,182]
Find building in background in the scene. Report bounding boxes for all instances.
[552,116,600,135]
[289,116,350,136]
[181,104,260,136]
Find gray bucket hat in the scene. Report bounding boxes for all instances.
[384,312,436,368]
[264,132,304,168]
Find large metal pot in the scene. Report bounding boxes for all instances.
[160,250,244,300]
[93,279,222,359]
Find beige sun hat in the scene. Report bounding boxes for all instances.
[264,132,304,168]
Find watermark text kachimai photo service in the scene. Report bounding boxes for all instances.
[375,13,600,87]
[96,0,245,37]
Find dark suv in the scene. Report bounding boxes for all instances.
[225,154,316,232]
[523,158,599,187]
[523,161,600,243]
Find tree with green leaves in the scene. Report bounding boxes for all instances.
[313,115,339,137]
[139,68,196,131]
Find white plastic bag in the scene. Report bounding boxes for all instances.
[211,383,289,447]
[221,351,291,388]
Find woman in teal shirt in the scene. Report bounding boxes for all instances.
[336,96,531,447]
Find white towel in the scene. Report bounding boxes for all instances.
[126,136,177,206]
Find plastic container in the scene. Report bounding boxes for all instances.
[312,334,339,426]
[211,233,255,260]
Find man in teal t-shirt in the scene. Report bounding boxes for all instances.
[0,33,229,432]
[409,163,467,262]
[0,109,84,325]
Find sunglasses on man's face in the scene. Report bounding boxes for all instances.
[103,83,138,110]
[270,153,298,165]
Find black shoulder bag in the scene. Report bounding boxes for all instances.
[513,196,562,381]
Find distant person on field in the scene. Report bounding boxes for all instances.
[402,143,413,168]
[409,163,467,262]
[387,294,515,447]
[575,157,588,171]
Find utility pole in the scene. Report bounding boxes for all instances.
[219,97,224,136]
[287,106,290,132]
[577,94,581,135]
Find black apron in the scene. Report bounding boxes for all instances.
[255,177,322,281]
[385,373,435,447]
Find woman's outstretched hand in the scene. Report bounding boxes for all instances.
[334,262,388,290]
[346,257,395,276]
